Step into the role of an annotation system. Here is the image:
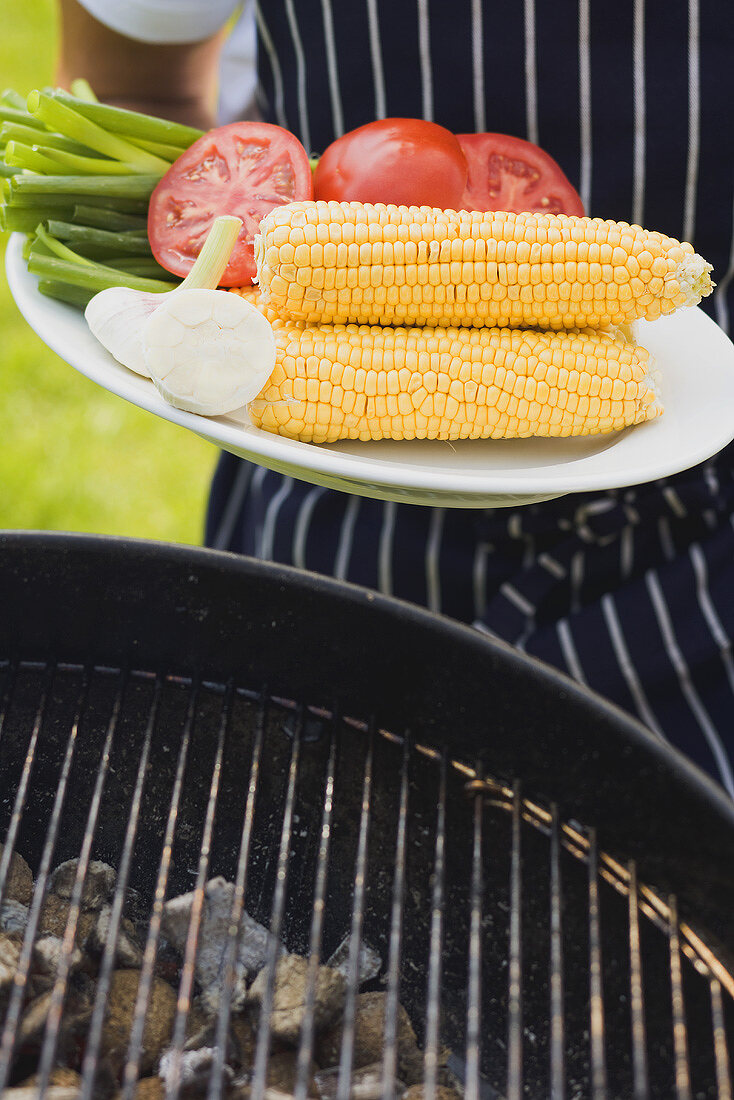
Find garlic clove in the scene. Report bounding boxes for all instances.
[143,288,276,416]
[84,287,169,377]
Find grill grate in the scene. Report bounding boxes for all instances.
[0,660,733,1099]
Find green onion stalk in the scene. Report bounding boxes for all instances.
[1,83,204,307]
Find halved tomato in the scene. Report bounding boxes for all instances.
[313,118,467,210]
[457,132,584,216]
[148,122,314,286]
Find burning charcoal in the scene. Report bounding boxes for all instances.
[325,936,382,987]
[0,844,33,905]
[247,955,346,1046]
[315,1062,406,1099]
[89,906,144,969]
[1,899,29,935]
[159,1046,235,1097]
[100,969,177,1076]
[162,878,277,1003]
[315,992,423,1086]
[38,894,98,944]
[49,859,116,909]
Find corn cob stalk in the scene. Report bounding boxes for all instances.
[255,201,713,330]
[242,313,661,444]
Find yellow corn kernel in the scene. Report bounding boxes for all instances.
[254,201,713,330]
[247,321,661,444]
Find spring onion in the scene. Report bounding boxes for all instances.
[46,89,203,147]
[27,250,174,294]
[1,83,206,306]
[71,205,147,231]
[9,174,162,199]
[27,91,170,174]
[46,220,152,254]
[0,121,100,155]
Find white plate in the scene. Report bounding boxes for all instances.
[7,232,734,508]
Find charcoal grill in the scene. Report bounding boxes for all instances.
[0,531,733,1099]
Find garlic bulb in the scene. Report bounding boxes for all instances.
[144,287,275,416]
[84,215,276,415]
[85,286,164,377]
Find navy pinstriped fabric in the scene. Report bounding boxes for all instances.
[206,0,734,794]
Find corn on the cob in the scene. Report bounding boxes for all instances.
[245,317,661,444]
[255,201,713,330]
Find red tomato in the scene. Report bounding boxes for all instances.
[456,132,585,216]
[148,122,313,286]
[313,119,467,209]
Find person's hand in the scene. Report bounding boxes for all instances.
[56,0,226,129]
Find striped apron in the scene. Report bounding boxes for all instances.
[206,0,734,794]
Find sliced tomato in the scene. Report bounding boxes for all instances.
[313,118,467,209]
[148,122,313,286]
[456,132,584,216]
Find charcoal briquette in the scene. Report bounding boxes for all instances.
[100,970,177,1076]
[49,860,116,910]
[315,991,423,1085]
[0,845,33,906]
[247,955,346,1045]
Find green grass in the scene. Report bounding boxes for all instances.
[0,0,217,544]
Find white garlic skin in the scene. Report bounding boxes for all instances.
[144,288,276,416]
[85,286,169,377]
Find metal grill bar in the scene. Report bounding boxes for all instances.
[627,860,650,1100]
[380,735,411,1100]
[30,672,126,1094]
[464,770,484,1100]
[120,680,200,1098]
[507,781,523,1100]
[422,752,447,1100]
[165,684,231,1100]
[293,719,338,1100]
[0,669,86,1091]
[710,978,733,1100]
[549,803,565,1100]
[79,675,160,1100]
[0,664,49,914]
[0,669,732,1098]
[250,711,302,1100]
[587,829,608,1100]
[669,895,692,1100]
[336,724,374,1100]
[207,691,267,1100]
[679,923,734,1001]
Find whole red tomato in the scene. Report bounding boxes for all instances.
[313,118,468,209]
